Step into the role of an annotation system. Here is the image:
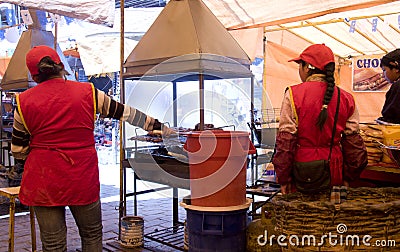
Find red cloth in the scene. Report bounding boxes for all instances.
[273,131,297,185]
[341,133,368,181]
[17,79,99,206]
[273,81,367,186]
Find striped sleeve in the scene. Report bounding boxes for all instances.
[11,109,31,160]
[95,88,161,131]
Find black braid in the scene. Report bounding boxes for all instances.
[316,62,335,130]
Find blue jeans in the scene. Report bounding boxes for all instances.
[33,199,103,252]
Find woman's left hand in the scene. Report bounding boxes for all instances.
[161,125,177,137]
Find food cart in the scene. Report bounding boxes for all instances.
[110,0,258,250]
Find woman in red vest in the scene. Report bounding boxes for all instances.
[272,44,367,195]
[11,45,174,251]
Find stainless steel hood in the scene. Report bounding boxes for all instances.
[0,10,74,91]
[123,0,252,80]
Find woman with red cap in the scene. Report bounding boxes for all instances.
[11,45,174,251]
[272,44,367,195]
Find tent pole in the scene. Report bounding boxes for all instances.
[54,22,58,50]
[118,0,125,243]
[262,27,268,114]
[251,75,255,128]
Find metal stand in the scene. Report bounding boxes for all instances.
[116,158,185,251]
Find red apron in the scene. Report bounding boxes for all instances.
[17,79,99,206]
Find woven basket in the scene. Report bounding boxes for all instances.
[272,187,400,251]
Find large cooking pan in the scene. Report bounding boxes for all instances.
[128,148,190,189]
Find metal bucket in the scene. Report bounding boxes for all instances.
[120,216,144,248]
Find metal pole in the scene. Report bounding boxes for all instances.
[54,22,58,50]
[250,75,256,183]
[118,0,125,242]
[199,74,204,130]
[262,27,268,113]
[173,81,177,127]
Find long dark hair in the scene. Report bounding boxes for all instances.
[33,56,69,83]
[316,62,336,130]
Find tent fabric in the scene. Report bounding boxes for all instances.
[229,28,264,60]
[54,8,162,76]
[123,0,251,79]
[1,0,115,26]
[78,37,138,76]
[264,41,385,122]
[203,0,400,57]
[202,0,397,30]
[264,5,400,57]
[2,0,393,29]
[55,8,163,43]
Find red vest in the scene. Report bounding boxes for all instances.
[289,82,356,185]
[17,79,99,206]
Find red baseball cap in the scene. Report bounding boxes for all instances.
[288,44,334,70]
[26,45,62,75]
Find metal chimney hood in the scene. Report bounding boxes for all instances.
[123,0,252,80]
[1,9,74,91]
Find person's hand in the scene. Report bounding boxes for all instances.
[280,183,292,195]
[343,180,350,187]
[162,125,177,137]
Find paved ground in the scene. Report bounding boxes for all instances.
[0,147,190,252]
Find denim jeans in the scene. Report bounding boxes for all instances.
[33,199,103,252]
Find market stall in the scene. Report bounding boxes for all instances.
[0,0,400,251]
[110,0,257,250]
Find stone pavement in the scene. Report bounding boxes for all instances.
[0,158,190,252]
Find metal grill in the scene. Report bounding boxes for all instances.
[260,108,281,124]
[145,224,185,251]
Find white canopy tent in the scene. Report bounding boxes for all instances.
[215,1,400,58]
[200,0,400,121]
[204,0,397,30]
[1,0,115,26]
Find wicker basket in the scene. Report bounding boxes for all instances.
[272,187,400,251]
